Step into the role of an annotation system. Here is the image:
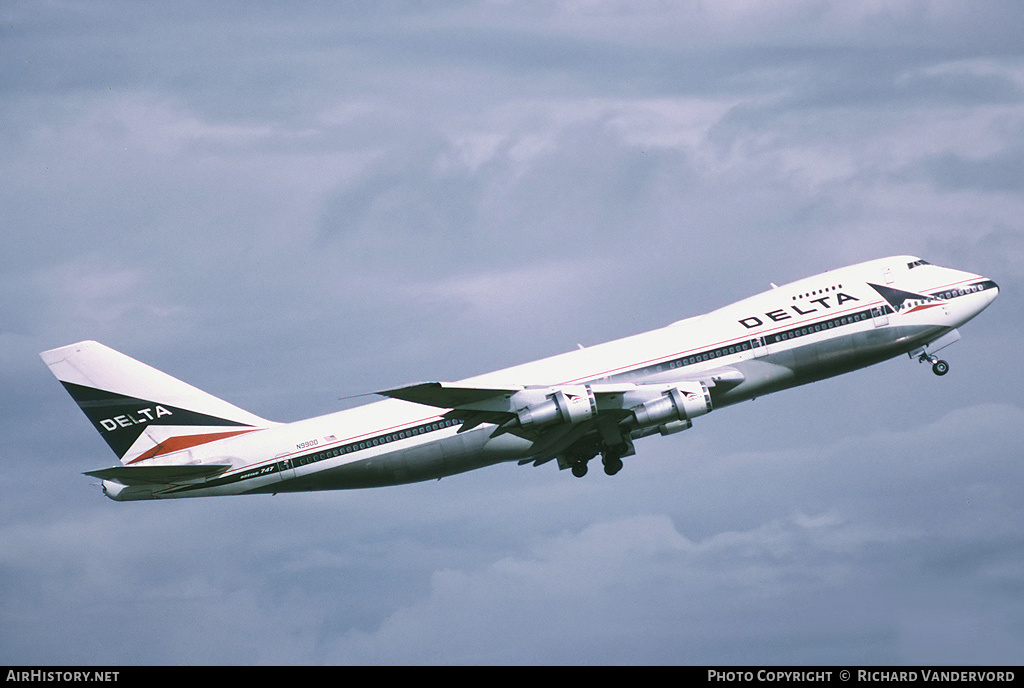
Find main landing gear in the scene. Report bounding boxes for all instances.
[601,450,624,476]
[562,419,636,478]
[565,439,630,478]
[569,450,625,477]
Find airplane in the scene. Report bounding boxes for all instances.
[41,255,998,501]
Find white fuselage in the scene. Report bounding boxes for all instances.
[102,255,998,500]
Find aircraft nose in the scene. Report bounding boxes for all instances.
[984,279,999,306]
[968,276,999,317]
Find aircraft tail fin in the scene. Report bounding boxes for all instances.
[40,341,275,465]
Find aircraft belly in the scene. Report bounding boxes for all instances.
[714,359,796,406]
[717,324,948,407]
[246,426,516,493]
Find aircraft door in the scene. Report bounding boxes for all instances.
[750,336,767,357]
[275,452,295,482]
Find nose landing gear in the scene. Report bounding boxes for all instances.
[918,351,949,376]
[912,330,961,377]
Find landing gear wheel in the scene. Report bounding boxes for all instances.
[603,456,623,476]
[932,359,949,376]
[600,443,628,476]
[571,462,588,478]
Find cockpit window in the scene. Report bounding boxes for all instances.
[907,260,930,269]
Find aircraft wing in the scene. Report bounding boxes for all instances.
[378,366,745,461]
[377,382,524,408]
[84,463,232,486]
[378,367,744,416]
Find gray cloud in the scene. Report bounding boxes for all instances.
[3,403,1021,664]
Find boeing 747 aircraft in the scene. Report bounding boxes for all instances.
[41,255,998,501]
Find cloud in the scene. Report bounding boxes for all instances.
[268,406,1024,663]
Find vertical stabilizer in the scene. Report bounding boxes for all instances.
[40,341,275,465]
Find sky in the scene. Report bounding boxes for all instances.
[1,0,1022,666]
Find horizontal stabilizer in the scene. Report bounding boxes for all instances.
[377,382,522,409]
[84,463,231,486]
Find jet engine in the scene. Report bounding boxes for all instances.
[630,381,712,429]
[515,387,596,430]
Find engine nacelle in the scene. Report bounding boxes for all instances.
[516,387,596,430]
[630,381,712,429]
